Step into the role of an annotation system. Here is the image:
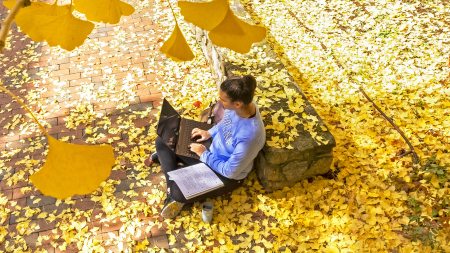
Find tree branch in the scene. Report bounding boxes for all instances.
[0,0,27,52]
[359,86,420,164]
[0,81,47,135]
[283,5,421,164]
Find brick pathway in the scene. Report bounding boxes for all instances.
[0,2,172,252]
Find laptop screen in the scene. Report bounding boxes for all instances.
[157,99,181,150]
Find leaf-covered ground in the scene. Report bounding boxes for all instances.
[1,0,449,252]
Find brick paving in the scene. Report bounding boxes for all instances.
[0,2,171,252]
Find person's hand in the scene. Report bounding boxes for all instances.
[191,128,211,142]
[189,143,206,157]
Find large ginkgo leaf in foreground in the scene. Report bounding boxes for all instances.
[74,0,134,24]
[0,84,116,199]
[209,7,266,53]
[160,23,195,61]
[14,3,94,51]
[178,0,229,31]
[30,135,115,199]
[2,0,15,9]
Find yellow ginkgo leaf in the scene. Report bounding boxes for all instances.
[13,3,66,41]
[73,0,134,24]
[30,135,115,199]
[160,23,195,61]
[178,0,230,31]
[208,7,266,53]
[207,7,246,37]
[324,245,341,253]
[2,0,15,9]
[14,3,94,51]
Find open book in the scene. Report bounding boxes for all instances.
[167,163,224,200]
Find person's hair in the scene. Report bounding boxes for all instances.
[220,75,257,104]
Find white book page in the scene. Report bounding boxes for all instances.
[167,163,224,199]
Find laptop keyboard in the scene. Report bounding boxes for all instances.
[176,119,212,159]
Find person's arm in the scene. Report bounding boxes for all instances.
[207,109,229,138]
[200,139,254,180]
[207,124,219,139]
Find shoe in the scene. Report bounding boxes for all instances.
[163,196,172,206]
[161,199,184,219]
[144,152,159,167]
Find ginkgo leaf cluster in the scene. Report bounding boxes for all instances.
[160,0,266,61]
[2,0,134,50]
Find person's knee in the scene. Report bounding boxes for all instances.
[155,137,165,150]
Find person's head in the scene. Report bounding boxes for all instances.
[219,75,257,110]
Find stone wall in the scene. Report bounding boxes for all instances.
[192,7,336,192]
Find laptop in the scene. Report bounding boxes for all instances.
[157,98,213,160]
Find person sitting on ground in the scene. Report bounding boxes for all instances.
[146,75,266,219]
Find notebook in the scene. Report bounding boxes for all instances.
[167,163,224,200]
[157,98,213,160]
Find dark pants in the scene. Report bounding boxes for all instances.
[155,137,243,204]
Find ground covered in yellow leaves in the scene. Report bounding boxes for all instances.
[1,0,449,252]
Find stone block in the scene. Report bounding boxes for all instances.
[255,153,285,183]
[303,155,334,178]
[281,160,310,181]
